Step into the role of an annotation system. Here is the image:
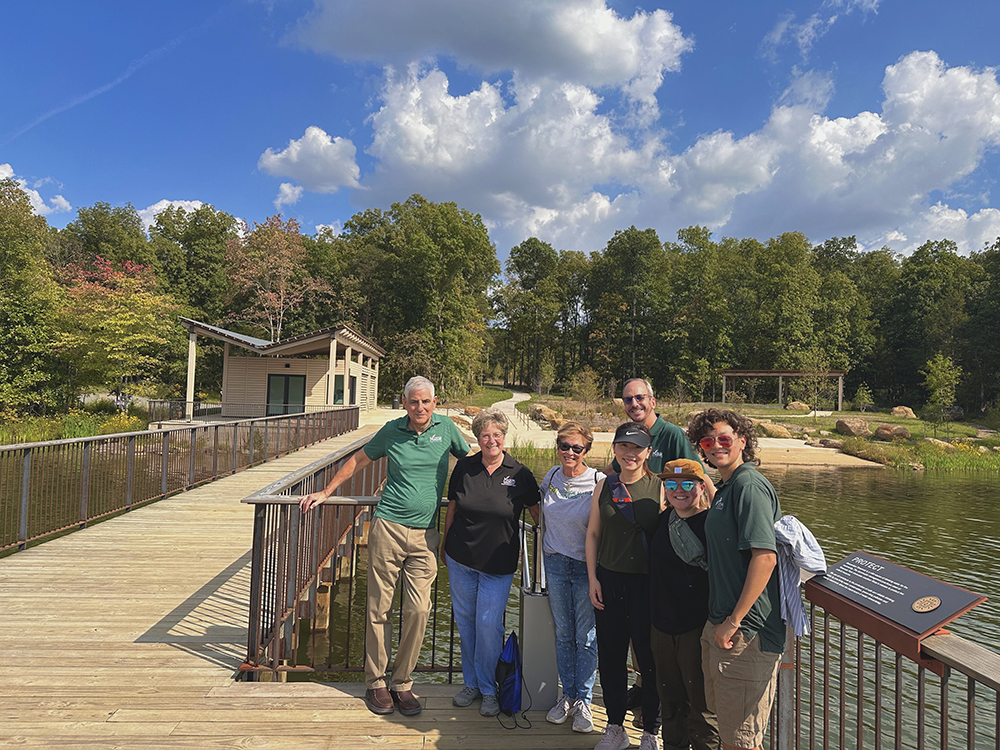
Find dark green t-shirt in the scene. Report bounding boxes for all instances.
[611,415,701,474]
[363,413,469,528]
[704,462,785,653]
[596,473,661,575]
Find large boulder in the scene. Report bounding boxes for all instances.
[786,400,810,411]
[758,421,793,439]
[529,404,559,425]
[819,438,844,449]
[463,406,482,417]
[612,398,624,408]
[891,406,917,419]
[918,437,957,450]
[836,418,871,437]
[873,423,911,441]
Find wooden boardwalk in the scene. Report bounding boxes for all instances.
[0,424,631,749]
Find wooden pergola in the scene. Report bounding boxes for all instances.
[719,369,847,411]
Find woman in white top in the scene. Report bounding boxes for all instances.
[542,421,601,734]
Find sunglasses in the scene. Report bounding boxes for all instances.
[557,442,587,455]
[699,434,737,451]
[665,479,697,492]
[623,394,649,405]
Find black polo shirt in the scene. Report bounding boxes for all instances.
[444,452,540,575]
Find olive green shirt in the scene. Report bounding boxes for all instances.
[596,473,661,575]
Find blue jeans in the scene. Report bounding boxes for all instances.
[446,554,514,697]
[544,552,597,703]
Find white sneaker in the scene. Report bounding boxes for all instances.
[637,730,660,750]
[572,700,594,733]
[594,723,630,750]
[546,695,573,724]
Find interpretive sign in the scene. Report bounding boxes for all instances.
[810,551,984,636]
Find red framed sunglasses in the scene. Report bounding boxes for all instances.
[699,434,737,451]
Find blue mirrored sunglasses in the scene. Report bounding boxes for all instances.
[664,479,696,492]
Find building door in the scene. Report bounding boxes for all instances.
[267,374,306,415]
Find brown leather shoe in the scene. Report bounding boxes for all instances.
[390,688,423,716]
[365,687,394,715]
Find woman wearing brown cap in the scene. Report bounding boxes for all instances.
[649,459,721,750]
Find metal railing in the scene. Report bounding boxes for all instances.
[147,401,346,422]
[240,439,540,681]
[768,595,1000,749]
[0,407,359,555]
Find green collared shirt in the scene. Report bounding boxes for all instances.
[363,413,469,528]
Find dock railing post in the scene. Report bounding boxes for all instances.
[777,627,795,750]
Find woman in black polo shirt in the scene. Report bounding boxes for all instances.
[443,407,540,717]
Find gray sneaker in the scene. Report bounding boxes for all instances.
[594,723,630,750]
[453,686,481,707]
[572,699,594,733]
[480,693,500,717]
[637,730,660,750]
[546,695,573,724]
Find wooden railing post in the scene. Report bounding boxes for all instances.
[161,432,169,496]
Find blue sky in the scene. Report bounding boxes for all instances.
[4,0,1000,259]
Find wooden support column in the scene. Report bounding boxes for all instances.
[221,342,230,414]
[328,338,337,406]
[721,374,727,404]
[343,346,352,406]
[778,375,784,408]
[185,332,197,421]
[838,374,844,412]
[373,359,379,409]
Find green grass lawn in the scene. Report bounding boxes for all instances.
[461,386,514,409]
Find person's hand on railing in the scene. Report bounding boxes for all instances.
[299,490,328,513]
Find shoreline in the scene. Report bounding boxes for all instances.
[362,406,884,469]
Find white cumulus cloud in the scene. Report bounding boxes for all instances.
[1,163,72,217]
[295,0,692,119]
[138,199,205,232]
[258,126,360,193]
[274,183,304,209]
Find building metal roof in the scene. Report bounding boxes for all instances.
[178,317,386,357]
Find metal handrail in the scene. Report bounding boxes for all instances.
[771,594,1000,748]
[0,407,359,554]
[241,442,541,680]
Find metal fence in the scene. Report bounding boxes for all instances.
[240,437,542,681]
[0,407,359,555]
[147,401,344,422]
[768,598,1000,749]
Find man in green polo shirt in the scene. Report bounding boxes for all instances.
[301,376,469,717]
[609,378,704,474]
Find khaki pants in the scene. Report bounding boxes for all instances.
[365,516,440,690]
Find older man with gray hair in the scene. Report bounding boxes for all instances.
[301,376,469,717]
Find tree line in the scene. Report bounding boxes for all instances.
[2,177,999,418]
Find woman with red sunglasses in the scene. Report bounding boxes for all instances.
[686,409,783,750]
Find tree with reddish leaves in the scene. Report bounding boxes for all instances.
[57,256,180,403]
[225,215,327,341]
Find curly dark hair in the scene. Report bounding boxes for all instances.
[686,408,759,466]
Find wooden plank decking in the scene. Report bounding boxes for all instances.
[0,424,633,749]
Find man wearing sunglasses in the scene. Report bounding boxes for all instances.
[609,379,705,477]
